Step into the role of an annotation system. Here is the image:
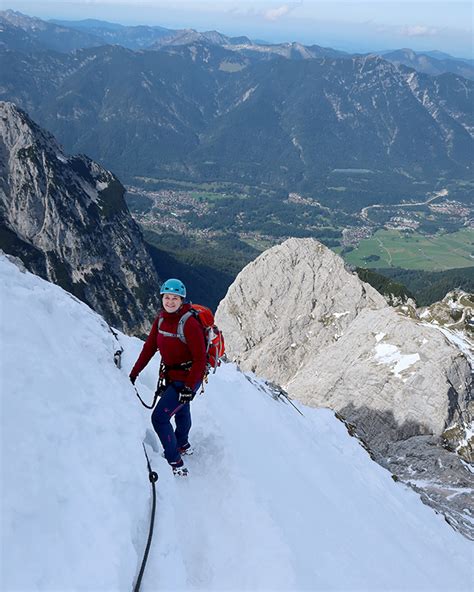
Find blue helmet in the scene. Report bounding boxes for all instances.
[160,278,186,298]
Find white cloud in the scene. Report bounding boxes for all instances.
[263,5,292,22]
[400,24,439,37]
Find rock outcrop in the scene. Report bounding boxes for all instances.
[0,101,161,333]
[216,237,474,538]
[418,290,474,335]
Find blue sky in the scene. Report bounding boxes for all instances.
[5,1,473,58]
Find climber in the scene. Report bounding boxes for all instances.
[129,278,207,476]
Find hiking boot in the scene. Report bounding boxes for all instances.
[171,459,188,477]
[162,444,194,459]
[178,443,194,456]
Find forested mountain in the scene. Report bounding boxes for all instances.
[3,10,472,78]
[49,17,174,50]
[157,29,474,78]
[0,9,105,52]
[1,37,472,208]
[379,48,474,80]
[153,29,348,60]
[374,266,474,306]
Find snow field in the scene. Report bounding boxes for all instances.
[1,255,473,591]
[1,258,150,591]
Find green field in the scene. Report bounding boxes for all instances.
[343,228,474,271]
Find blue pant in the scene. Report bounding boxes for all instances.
[151,381,193,465]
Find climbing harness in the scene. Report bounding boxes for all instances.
[106,323,162,408]
[110,320,195,410]
[133,444,159,592]
[134,360,194,409]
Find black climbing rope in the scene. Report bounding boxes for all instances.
[266,380,305,417]
[133,443,159,592]
[134,362,167,409]
[134,387,161,410]
[279,391,305,417]
[106,323,156,408]
[107,323,157,407]
[108,326,160,590]
[246,374,305,417]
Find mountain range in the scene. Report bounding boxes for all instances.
[2,9,472,79]
[0,10,173,51]
[379,48,474,80]
[1,12,473,208]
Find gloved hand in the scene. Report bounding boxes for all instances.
[178,386,195,403]
[129,374,137,385]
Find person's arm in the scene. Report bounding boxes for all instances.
[129,317,159,381]
[183,317,207,388]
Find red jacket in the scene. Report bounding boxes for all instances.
[131,304,207,389]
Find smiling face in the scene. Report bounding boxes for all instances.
[162,293,184,313]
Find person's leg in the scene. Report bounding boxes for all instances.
[175,381,201,449]
[151,383,183,464]
[174,403,192,449]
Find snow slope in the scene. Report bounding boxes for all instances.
[1,254,473,592]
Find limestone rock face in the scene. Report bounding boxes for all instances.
[219,238,387,385]
[216,237,474,538]
[290,306,471,452]
[217,238,472,445]
[0,101,161,333]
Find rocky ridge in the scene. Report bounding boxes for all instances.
[0,101,161,334]
[216,238,474,538]
[417,290,474,462]
[419,290,474,335]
